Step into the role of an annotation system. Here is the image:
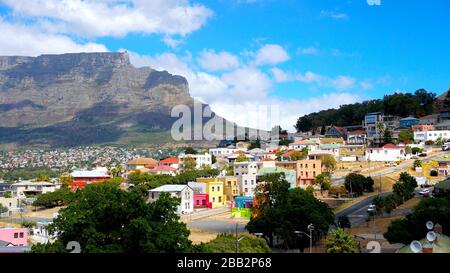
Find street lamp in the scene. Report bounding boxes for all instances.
[236,236,245,253]
[295,224,315,253]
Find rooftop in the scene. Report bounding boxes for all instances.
[127,157,158,165]
[11,181,54,187]
[159,157,179,164]
[149,184,190,193]
[71,168,110,178]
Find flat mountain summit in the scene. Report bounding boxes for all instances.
[0,52,233,147]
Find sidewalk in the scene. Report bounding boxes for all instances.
[181,206,231,223]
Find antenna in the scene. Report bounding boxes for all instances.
[426,221,434,230]
[427,231,437,242]
[410,241,422,253]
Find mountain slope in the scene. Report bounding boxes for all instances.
[0,52,235,147]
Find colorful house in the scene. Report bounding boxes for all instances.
[231,196,254,219]
[258,166,297,189]
[223,176,239,204]
[296,160,322,187]
[158,157,180,170]
[196,178,225,208]
[0,227,28,246]
[70,167,111,190]
[193,194,211,208]
[126,158,159,171]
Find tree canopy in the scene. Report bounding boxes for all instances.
[199,234,271,253]
[326,228,359,253]
[31,182,193,253]
[246,173,334,250]
[295,90,437,132]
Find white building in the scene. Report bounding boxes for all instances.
[365,144,406,162]
[178,153,212,170]
[414,130,450,143]
[209,148,239,157]
[148,185,194,214]
[10,181,59,198]
[288,140,320,151]
[238,174,258,196]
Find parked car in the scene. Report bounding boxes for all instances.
[385,162,397,167]
[419,188,431,196]
[419,153,428,157]
[410,155,419,159]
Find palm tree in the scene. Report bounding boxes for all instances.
[326,228,359,253]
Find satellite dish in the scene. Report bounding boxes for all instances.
[410,241,423,253]
[427,231,437,242]
[426,221,434,230]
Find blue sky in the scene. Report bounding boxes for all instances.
[0,0,449,131]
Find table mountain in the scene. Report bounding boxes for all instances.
[0,52,237,147]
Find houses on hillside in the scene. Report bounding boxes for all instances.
[365,144,406,162]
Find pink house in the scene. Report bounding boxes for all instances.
[194,194,212,208]
[0,227,28,246]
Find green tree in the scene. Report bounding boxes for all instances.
[0,204,8,214]
[326,228,359,253]
[384,128,393,144]
[364,177,375,192]
[383,195,398,215]
[184,147,198,155]
[32,188,75,208]
[201,234,271,253]
[182,156,197,171]
[59,175,73,189]
[321,155,337,173]
[444,90,450,109]
[372,195,385,213]
[3,191,12,198]
[320,125,326,135]
[31,182,193,253]
[249,138,261,150]
[315,173,332,192]
[235,154,249,162]
[411,147,424,155]
[435,136,446,146]
[247,173,334,250]
[413,160,423,169]
[384,197,450,244]
[344,173,366,197]
[398,130,414,144]
[287,150,306,161]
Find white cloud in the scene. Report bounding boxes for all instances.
[197,50,240,71]
[0,0,213,40]
[359,81,374,90]
[271,67,291,83]
[320,10,349,20]
[297,47,319,55]
[162,36,184,48]
[331,76,356,90]
[125,50,360,131]
[254,44,290,66]
[0,19,108,56]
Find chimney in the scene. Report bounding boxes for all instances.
[422,243,433,254]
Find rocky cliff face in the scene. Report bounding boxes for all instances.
[0,52,224,147]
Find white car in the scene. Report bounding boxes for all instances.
[410,155,419,159]
[419,189,431,196]
[367,204,376,212]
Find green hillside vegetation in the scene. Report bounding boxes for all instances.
[295,89,438,132]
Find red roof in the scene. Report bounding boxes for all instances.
[281,150,302,157]
[148,166,177,173]
[348,130,367,135]
[145,163,157,169]
[159,157,179,164]
[383,143,402,149]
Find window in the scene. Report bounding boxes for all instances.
[313,171,316,176]
[19,232,24,238]
[219,196,222,203]
[245,180,248,185]
[196,200,200,205]
[217,186,220,192]
[212,197,216,203]
[305,164,308,168]
[14,233,18,238]
[313,164,316,168]
[245,188,248,193]
[211,186,215,192]
[151,192,155,199]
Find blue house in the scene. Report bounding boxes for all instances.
[400,117,420,127]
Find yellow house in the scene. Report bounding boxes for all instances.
[196,178,225,208]
[339,145,366,161]
[222,176,239,204]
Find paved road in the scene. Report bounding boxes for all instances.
[332,151,449,185]
[334,192,391,227]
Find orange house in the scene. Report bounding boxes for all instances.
[70,168,111,191]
